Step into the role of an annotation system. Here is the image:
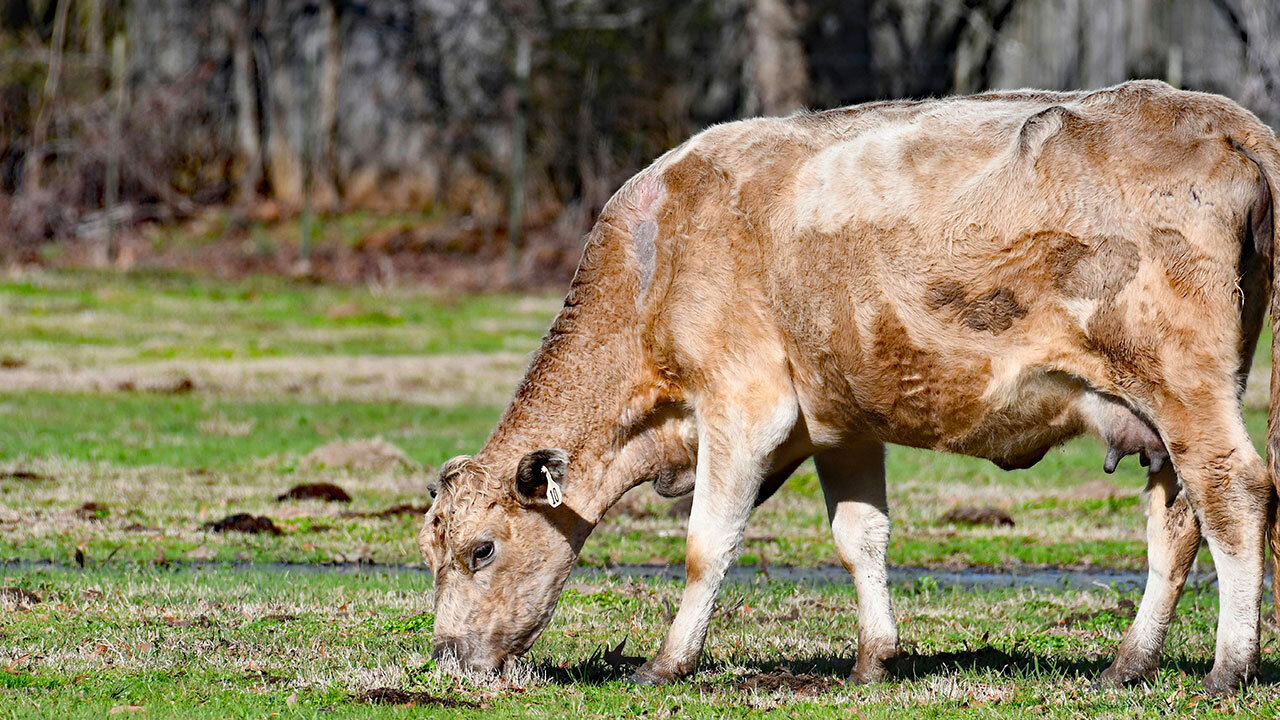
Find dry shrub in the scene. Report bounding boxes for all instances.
[6,66,235,258]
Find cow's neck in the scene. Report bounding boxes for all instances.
[476,242,657,542]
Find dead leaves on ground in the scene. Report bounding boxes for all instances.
[728,668,844,695]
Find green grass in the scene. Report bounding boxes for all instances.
[2,267,1279,715]
[1,564,1277,718]
[0,391,497,469]
[0,389,1201,568]
[0,269,1266,569]
[0,269,556,362]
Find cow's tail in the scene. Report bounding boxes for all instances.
[1259,139,1280,627]
[1233,126,1280,624]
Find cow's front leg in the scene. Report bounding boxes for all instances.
[629,393,799,684]
[814,440,899,683]
[1100,462,1200,685]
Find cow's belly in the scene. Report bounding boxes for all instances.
[797,352,1164,474]
[865,365,1086,468]
[928,371,1087,469]
[769,250,1167,472]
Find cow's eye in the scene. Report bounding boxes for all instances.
[470,541,495,570]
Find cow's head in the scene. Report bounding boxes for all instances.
[418,448,588,673]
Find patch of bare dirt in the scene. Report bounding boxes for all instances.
[276,482,352,503]
[0,470,52,482]
[300,438,414,472]
[340,503,430,519]
[201,513,282,535]
[940,506,1015,527]
[0,587,42,605]
[75,502,109,521]
[718,669,841,694]
[0,356,27,369]
[354,688,480,708]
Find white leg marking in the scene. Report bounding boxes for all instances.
[1103,464,1199,683]
[815,441,898,681]
[635,396,798,680]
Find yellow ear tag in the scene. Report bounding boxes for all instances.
[541,465,563,508]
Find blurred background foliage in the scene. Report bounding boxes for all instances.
[2,0,1279,287]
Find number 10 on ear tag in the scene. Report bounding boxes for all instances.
[541,466,563,508]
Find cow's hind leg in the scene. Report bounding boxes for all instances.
[629,387,799,684]
[814,440,899,683]
[1100,462,1200,684]
[1155,392,1269,693]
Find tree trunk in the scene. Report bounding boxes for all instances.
[314,0,341,211]
[229,0,263,208]
[748,0,811,116]
[23,0,72,194]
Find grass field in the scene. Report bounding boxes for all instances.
[2,268,1279,716]
[4,564,1279,719]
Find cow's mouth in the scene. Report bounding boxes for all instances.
[433,635,509,675]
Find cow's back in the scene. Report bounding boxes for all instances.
[634,80,1269,463]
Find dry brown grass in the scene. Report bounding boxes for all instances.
[0,353,528,406]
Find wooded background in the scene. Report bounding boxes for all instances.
[2,0,1279,284]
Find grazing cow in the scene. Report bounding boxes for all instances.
[419,81,1280,694]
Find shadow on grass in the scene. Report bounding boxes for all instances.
[886,646,1108,680]
[531,645,1280,690]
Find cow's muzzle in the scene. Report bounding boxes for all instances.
[432,635,503,674]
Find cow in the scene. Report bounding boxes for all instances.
[418,80,1280,694]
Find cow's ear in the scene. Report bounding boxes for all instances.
[515,448,569,506]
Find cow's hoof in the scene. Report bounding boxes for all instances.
[1097,655,1157,687]
[628,661,678,686]
[1203,664,1251,696]
[849,664,888,685]
[849,656,896,685]
[849,643,899,685]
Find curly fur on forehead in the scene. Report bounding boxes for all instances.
[425,456,510,552]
